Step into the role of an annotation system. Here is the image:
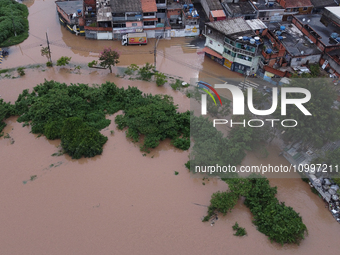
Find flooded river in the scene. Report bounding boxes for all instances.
[1,1,340,254]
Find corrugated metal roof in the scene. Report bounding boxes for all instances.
[310,0,339,8]
[246,19,267,30]
[56,0,83,15]
[110,0,142,13]
[206,17,252,36]
[206,0,223,11]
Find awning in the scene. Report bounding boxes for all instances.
[202,47,223,59]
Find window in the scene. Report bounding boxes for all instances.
[224,37,230,44]
[132,23,137,26]
[144,21,155,26]
[296,58,302,61]
[209,40,213,44]
[208,29,212,34]
[156,0,166,3]
[224,48,236,57]
[157,9,166,13]
[303,7,308,11]
[144,12,155,16]
[237,54,252,62]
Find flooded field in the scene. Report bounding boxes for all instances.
[1,0,340,254]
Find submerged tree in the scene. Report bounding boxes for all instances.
[99,48,120,73]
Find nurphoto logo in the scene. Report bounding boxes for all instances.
[201,83,312,128]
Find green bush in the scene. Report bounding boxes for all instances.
[138,62,154,81]
[88,60,98,68]
[46,61,52,67]
[56,56,71,66]
[17,67,25,76]
[61,117,108,159]
[202,191,238,221]
[154,72,167,86]
[124,64,139,75]
[170,79,182,90]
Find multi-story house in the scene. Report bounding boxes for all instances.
[252,0,285,23]
[203,17,267,74]
[277,0,313,21]
[222,0,258,20]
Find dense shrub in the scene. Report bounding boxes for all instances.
[61,117,108,159]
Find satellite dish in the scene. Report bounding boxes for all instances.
[307,19,310,22]
[301,51,304,54]
[303,18,305,21]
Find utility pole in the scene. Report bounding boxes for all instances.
[46,32,52,64]
[154,36,161,70]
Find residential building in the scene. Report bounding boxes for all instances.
[277,0,313,21]
[221,0,258,20]
[292,7,340,77]
[167,0,200,37]
[261,21,321,73]
[56,0,85,35]
[252,0,285,23]
[310,0,339,14]
[203,17,267,74]
[199,0,227,21]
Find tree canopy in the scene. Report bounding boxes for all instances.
[273,79,340,148]
[1,80,190,158]
[0,0,29,46]
[99,48,120,73]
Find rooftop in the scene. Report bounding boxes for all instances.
[55,0,83,15]
[283,0,313,8]
[207,17,252,36]
[252,0,284,10]
[295,14,340,47]
[325,6,340,19]
[267,21,322,56]
[246,19,267,30]
[310,0,339,8]
[210,10,226,18]
[205,0,223,11]
[109,0,142,13]
[141,0,157,13]
[222,0,257,15]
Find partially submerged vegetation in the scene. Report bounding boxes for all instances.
[203,176,307,245]
[1,80,190,158]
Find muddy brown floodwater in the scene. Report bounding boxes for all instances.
[1,1,340,254]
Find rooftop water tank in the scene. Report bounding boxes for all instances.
[280,25,285,31]
[266,48,272,54]
[250,39,255,44]
[276,31,282,36]
[278,36,283,40]
[331,32,339,39]
[77,9,81,13]
[268,2,274,7]
[254,36,260,41]
[336,37,340,42]
[189,4,194,8]
[243,36,249,41]
[183,4,187,9]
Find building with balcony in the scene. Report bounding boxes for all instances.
[56,0,85,35]
[277,0,313,21]
[110,0,144,39]
[203,17,267,74]
[252,0,285,23]
[167,0,200,37]
[222,0,258,20]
